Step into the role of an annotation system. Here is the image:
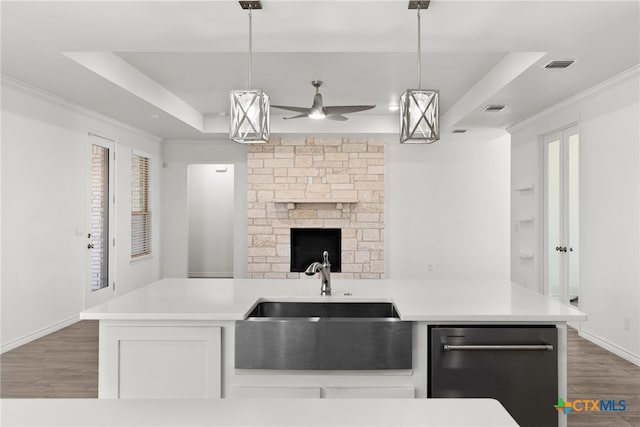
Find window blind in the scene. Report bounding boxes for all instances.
[131,154,151,258]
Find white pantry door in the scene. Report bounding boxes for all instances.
[544,125,580,307]
[86,133,116,307]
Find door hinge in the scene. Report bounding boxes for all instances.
[113,282,116,291]
[113,152,116,161]
[113,194,116,204]
[113,238,116,247]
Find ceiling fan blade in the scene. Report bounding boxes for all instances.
[326,114,348,121]
[272,105,310,114]
[324,105,376,115]
[283,113,309,120]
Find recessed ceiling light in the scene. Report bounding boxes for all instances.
[484,105,506,112]
[544,60,576,70]
[388,103,399,112]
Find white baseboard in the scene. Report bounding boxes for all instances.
[578,328,640,367]
[188,272,233,278]
[1,315,79,354]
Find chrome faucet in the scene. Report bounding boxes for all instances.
[305,251,331,296]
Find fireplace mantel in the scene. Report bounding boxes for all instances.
[272,199,358,210]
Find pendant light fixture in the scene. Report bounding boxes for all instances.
[230,1,270,143]
[400,1,439,144]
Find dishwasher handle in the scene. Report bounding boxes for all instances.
[443,344,554,351]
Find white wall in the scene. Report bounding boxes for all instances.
[188,164,235,278]
[162,141,247,278]
[161,134,511,281]
[1,81,162,351]
[510,66,640,364]
[385,134,511,279]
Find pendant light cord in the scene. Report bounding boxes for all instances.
[248,7,253,89]
[417,5,421,89]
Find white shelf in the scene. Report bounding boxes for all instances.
[516,252,534,260]
[272,199,358,210]
[513,185,534,192]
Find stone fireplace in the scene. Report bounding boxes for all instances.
[247,137,384,279]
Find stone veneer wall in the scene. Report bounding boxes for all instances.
[247,137,384,279]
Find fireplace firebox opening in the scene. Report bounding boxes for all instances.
[290,228,341,273]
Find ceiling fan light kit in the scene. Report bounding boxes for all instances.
[400,1,439,144]
[229,1,270,144]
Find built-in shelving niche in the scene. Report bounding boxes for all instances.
[514,185,535,258]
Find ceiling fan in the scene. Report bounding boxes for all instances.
[272,81,375,121]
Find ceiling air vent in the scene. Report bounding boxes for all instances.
[484,105,506,112]
[544,60,575,69]
[452,129,467,134]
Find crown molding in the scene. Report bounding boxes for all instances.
[1,74,163,143]
[507,64,640,134]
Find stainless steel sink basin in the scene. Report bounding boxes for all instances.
[235,301,412,370]
[246,301,401,318]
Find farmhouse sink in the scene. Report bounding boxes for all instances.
[235,301,412,370]
[246,301,401,318]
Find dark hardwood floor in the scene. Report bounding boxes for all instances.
[1,321,638,426]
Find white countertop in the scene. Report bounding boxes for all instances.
[81,278,586,322]
[1,398,518,426]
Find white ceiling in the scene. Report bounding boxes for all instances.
[2,1,638,139]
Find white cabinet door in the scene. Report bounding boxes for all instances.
[232,386,321,399]
[100,324,221,398]
[324,387,415,399]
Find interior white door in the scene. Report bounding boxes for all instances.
[86,133,115,307]
[187,164,235,278]
[544,126,579,306]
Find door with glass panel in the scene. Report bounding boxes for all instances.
[544,125,579,307]
[86,134,115,307]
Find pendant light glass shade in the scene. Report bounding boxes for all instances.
[230,89,270,143]
[400,89,439,143]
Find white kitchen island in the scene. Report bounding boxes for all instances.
[81,278,586,427]
[1,398,518,426]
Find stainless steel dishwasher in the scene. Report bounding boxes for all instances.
[429,326,558,427]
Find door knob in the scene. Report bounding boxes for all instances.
[561,247,567,252]
[87,243,94,249]
[555,246,561,251]
[569,247,573,252]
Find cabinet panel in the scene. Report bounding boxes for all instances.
[324,387,415,399]
[232,386,321,399]
[119,340,208,398]
[100,324,221,399]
